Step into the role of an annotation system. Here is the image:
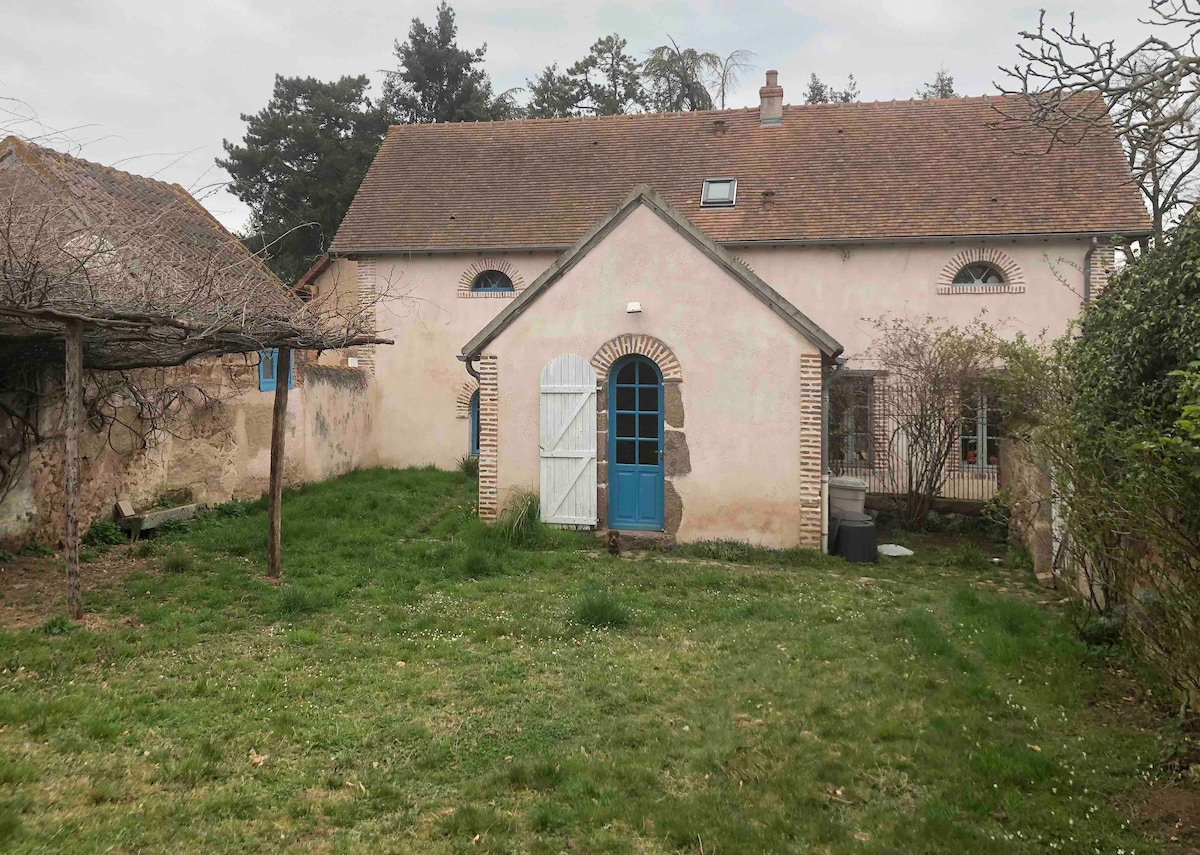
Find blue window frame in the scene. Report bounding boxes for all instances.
[468,390,481,457]
[471,270,514,292]
[258,348,294,392]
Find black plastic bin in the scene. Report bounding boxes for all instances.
[834,512,878,563]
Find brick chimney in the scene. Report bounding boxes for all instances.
[759,70,783,126]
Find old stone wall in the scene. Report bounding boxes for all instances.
[998,438,1054,580]
[0,357,374,547]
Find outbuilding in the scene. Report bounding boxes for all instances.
[461,185,841,548]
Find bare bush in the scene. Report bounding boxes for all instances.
[862,315,999,529]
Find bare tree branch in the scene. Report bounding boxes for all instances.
[996,3,1200,247]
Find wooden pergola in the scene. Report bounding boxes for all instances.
[1,136,389,617]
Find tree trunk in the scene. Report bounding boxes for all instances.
[267,347,291,578]
[63,320,83,619]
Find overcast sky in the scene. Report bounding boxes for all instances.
[2,0,1152,233]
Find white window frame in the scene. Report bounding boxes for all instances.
[959,388,1000,471]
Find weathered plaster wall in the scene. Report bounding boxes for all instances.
[736,237,1092,364]
[0,360,374,546]
[484,204,822,549]
[364,235,1094,475]
[307,257,364,368]
[368,251,557,469]
[300,366,375,481]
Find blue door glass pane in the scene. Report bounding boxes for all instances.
[608,355,664,530]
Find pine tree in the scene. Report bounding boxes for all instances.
[383,2,506,123]
[567,35,644,116]
[526,64,581,118]
[218,75,388,282]
[805,73,859,104]
[918,67,959,99]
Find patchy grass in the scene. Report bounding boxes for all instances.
[0,467,1177,853]
[569,581,632,628]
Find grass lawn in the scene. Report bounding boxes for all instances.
[0,468,1177,853]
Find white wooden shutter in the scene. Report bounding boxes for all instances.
[539,354,597,526]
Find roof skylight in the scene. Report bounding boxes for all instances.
[701,178,737,207]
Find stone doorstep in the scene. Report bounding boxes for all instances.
[600,529,676,551]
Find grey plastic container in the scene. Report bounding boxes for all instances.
[829,475,868,516]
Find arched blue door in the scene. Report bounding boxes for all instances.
[608,355,664,530]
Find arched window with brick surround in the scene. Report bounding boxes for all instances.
[952,262,1006,286]
[937,248,1025,294]
[458,258,525,298]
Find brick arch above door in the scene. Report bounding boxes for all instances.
[591,334,683,384]
[455,378,479,418]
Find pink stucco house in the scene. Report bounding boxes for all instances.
[317,72,1149,550]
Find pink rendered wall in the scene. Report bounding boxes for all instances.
[484,205,823,548]
[736,237,1089,364]
[365,235,1090,472]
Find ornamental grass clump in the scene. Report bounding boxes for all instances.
[161,548,195,574]
[570,582,632,629]
[495,489,550,549]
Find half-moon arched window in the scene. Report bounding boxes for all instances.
[952,262,1006,286]
[471,270,515,292]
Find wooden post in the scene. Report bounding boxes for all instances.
[63,320,84,619]
[267,347,291,578]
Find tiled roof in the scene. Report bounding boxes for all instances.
[1,135,281,295]
[462,185,842,359]
[331,96,1151,254]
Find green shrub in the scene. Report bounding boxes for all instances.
[457,455,479,478]
[17,542,51,558]
[161,548,195,574]
[82,518,125,547]
[995,221,1200,707]
[210,498,253,519]
[156,518,190,537]
[1003,544,1033,572]
[40,614,76,636]
[980,490,1012,543]
[947,543,994,574]
[570,582,631,629]
[0,549,13,564]
[459,548,500,579]
[1078,609,1126,648]
[132,541,156,559]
